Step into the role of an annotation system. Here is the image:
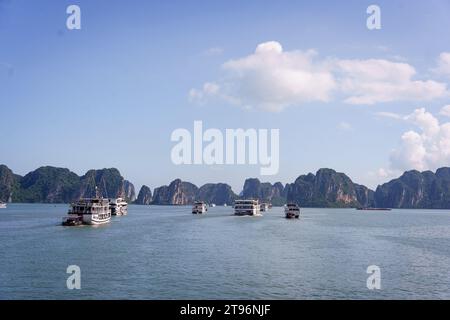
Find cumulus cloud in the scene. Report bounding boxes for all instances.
[189,41,449,112]
[389,108,450,172]
[337,59,447,105]
[440,105,450,117]
[434,52,450,76]
[189,82,220,103]
[190,41,337,112]
[220,41,336,112]
[188,82,240,106]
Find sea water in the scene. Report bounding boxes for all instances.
[1,204,449,299]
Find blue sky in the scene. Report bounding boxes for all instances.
[1,0,450,193]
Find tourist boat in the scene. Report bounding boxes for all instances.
[0,201,6,209]
[61,215,83,226]
[62,189,111,226]
[260,203,269,212]
[356,207,392,211]
[110,197,128,216]
[192,201,208,214]
[234,199,261,216]
[285,203,300,219]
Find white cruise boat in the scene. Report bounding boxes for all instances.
[63,189,111,226]
[260,203,269,212]
[285,203,300,219]
[0,201,6,209]
[192,201,207,214]
[110,198,128,216]
[234,199,261,216]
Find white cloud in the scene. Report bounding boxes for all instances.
[190,41,337,112]
[188,82,219,104]
[405,108,440,138]
[389,108,450,172]
[377,168,390,178]
[434,52,450,76]
[220,42,337,112]
[189,41,449,112]
[337,59,448,105]
[375,111,404,120]
[189,82,240,106]
[440,105,450,117]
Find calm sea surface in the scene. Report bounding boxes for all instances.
[1,204,450,299]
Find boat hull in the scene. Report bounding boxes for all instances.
[235,210,261,216]
[82,215,111,225]
[111,208,128,216]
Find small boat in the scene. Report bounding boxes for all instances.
[209,203,216,208]
[62,215,83,226]
[62,188,111,226]
[234,199,261,216]
[192,201,208,214]
[109,197,128,216]
[356,207,392,211]
[285,203,300,219]
[0,201,6,209]
[260,203,269,212]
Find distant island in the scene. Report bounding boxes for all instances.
[1,164,450,209]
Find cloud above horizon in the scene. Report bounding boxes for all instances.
[439,105,450,118]
[189,41,449,112]
[386,107,450,173]
[434,52,450,77]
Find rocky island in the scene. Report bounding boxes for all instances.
[1,163,450,209]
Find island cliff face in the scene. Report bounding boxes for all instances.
[152,179,198,205]
[0,165,21,202]
[150,170,375,207]
[285,169,374,208]
[242,178,286,206]
[2,163,450,208]
[14,166,81,203]
[196,183,237,206]
[151,180,237,205]
[135,185,152,205]
[374,168,450,208]
[74,168,136,202]
[0,165,136,203]
[123,180,136,203]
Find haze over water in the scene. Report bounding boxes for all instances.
[1,204,449,299]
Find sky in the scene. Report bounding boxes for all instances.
[1,0,450,194]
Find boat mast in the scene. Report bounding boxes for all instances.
[95,186,102,199]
